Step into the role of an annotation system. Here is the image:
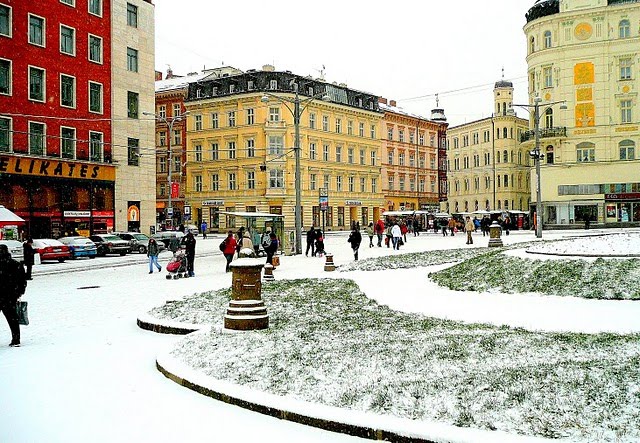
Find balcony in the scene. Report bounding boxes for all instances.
[520,126,567,143]
[264,120,287,130]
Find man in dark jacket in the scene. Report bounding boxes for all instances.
[305,226,316,257]
[183,232,196,277]
[0,244,27,347]
[347,228,362,261]
[23,238,35,280]
[265,232,278,265]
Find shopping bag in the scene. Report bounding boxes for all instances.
[16,301,29,326]
[34,253,41,265]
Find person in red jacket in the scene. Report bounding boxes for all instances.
[374,218,385,247]
[221,230,238,272]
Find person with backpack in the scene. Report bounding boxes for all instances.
[0,244,27,347]
[220,231,237,273]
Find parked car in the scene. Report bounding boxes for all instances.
[185,224,199,236]
[89,234,131,256]
[152,230,185,249]
[58,236,98,259]
[113,232,164,254]
[32,239,72,262]
[0,239,25,263]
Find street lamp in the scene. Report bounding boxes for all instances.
[261,84,330,255]
[144,110,189,229]
[511,97,567,238]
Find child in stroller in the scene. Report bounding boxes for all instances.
[166,248,188,279]
[314,230,325,257]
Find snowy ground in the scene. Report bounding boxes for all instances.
[1,227,638,442]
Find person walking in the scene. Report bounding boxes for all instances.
[305,226,316,257]
[264,232,279,265]
[147,238,162,274]
[400,222,408,243]
[448,217,456,236]
[221,231,237,273]
[365,222,374,248]
[23,238,35,280]
[314,230,325,257]
[374,218,385,247]
[183,232,196,277]
[465,216,475,245]
[347,227,362,260]
[200,221,208,240]
[391,222,402,250]
[0,244,27,347]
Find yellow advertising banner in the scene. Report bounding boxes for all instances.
[0,156,115,181]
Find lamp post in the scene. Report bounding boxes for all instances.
[144,110,188,229]
[511,98,566,238]
[261,84,330,255]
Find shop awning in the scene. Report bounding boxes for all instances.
[0,205,25,224]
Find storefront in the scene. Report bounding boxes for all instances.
[0,156,116,239]
[605,193,640,225]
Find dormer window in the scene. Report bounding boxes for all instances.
[247,80,254,90]
[308,86,314,95]
[229,84,235,93]
[270,79,277,89]
[212,86,218,95]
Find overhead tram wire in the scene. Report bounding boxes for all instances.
[398,76,528,103]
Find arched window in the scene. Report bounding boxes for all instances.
[475,200,479,211]
[464,201,469,212]
[503,150,508,163]
[502,103,507,115]
[545,108,553,128]
[496,128,500,139]
[546,145,554,164]
[577,142,595,162]
[518,151,522,164]
[530,36,535,54]
[497,200,502,210]
[619,20,631,38]
[455,201,459,212]
[503,127,508,139]
[485,200,490,211]
[504,200,509,210]
[511,151,515,163]
[544,31,552,48]
[619,139,635,160]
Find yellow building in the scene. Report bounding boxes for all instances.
[379,98,448,213]
[444,80,530,215]
[524,0,640,227]
[183,65,384,234]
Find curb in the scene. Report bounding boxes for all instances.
[136,313,204,335]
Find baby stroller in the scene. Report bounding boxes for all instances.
[315,235,325,257]
[166,249,188,279]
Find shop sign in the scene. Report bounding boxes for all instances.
[345,200,362,206]
[64,211,91,218]
[605,193,640,201]
[0,156,116,181]
[127,204,140,222]
[171,182,180,198]
[202,200,224,206]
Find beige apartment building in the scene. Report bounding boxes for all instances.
[111,0,156,233]
[524,0,640,227]
[444,80,530,216]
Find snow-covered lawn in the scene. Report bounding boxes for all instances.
[154,278,640,442]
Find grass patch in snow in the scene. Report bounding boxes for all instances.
[159,279,640,442]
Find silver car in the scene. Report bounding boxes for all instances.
[0,240,24,263]
[113,232,165,254]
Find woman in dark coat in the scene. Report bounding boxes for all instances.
[183,232,196,277]
[0,244,27,347]
[265,232,278,265]
[347,228,362,261]
[23,238,35,280]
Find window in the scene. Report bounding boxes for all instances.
[335,118,342,133]
[127,3,138,27]
[127,91,139,118]
[309,143,316,160]
[191,114,201,131]
[360,177,366,192]
[399,177,405,191]
[0,117,11,152]
[323,144,329,161]
[619,19,630,38]
[0,59,11,95]
[172,130,180,146]
[371,178,377,194]
[543,66,553,88]
[370,125,376,139]
[336,176,342,192]
[335,146,342,162]
[388,176,394,191]
[60,74,75,108]
[88,0,102,16]
[387,127,393,141]
[194,175,202,192]
[399,152,405,166]
[211,174,219,191]
[246,138,255,157]
[173,155,181,172]
[210,143,218,160]
[529,36,535,54]
[158,131,166,147]
[268,107,280,122]
[309,113,316,129]
[247,171,255,189]
[88,35,102,63]
[228,111,235,127]
[269,79,277,89]
[359,122,364,137]
[173,103,181,117]
[29,15,45,46]
[194,144,202,161]
[358,149,363,165]
[348,120,353,135]
[545,108,553,128]
[29,122,46,155]
[127,138,139,166]
[310,174,316,191]
[388,151,394,165]
[269,169,284,188]
[621,99,632,124]
[60,25,75,55]
[211,113,218,128]
[246,108,254,125]
[268,136,283,155]
[399,130,404,143]
[89,131,103,161]
[348,176,354,192]
[322,115,329,131]
[0,5,11,37]
[371,151,376,166]
[29,67,45,102]
[577,142,595,162]
[158,105,166,119]
[89,82,102,113]
[620,58,632,80]
[59,127,75,159]
[544,30,552,48]
[159,156,166,173]
[126,47,138,72]
[228,141,236,159]
[619,140,635,160]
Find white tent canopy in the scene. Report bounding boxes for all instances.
[0,205,25,223]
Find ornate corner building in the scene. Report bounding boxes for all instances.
[524,0,640,227]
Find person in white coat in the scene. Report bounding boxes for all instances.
[391,222,402,250]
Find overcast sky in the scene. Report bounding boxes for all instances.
[153,0,534,127]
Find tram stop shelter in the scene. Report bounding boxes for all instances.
[219,211,286,254]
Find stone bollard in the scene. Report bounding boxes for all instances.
[263,263,274,282]
[324,253,335,272]
[488,221,503,248]
[224,258,268,330]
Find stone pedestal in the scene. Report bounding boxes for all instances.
[224,258,268,330]
[488,221,503,247]
[263,263,274,281]
[324,254,335,272]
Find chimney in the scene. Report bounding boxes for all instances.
[389,100,397,107]
[378,97,388,105]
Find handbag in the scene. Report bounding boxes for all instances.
[16,300,29,326]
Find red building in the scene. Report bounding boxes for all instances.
[0,0,116,238]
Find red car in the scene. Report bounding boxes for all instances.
[32,239,72,263]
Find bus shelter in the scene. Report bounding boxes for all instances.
[219,211,285,253]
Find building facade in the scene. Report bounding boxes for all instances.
[444,80,530,215]
[0,0,155,238]
[524,0,640,227]
[182,65,384,234]
[379,98,448,213]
